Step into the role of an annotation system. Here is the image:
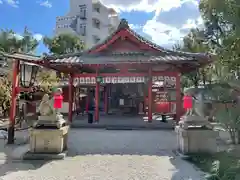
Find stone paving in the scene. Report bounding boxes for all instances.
[0,129,206,180]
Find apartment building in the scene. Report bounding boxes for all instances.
[55,0,120,48]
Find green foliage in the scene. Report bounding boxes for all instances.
[173,28,212,88]
[43,33,85,55]
[199,0,240,71]
[200,82,240,144]
[36,68,60,93]
[0,27,39,54]
[0,28,40,115]
[0,75,11,116]
[186,152,240,180]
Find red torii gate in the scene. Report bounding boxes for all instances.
[4,19,213,143]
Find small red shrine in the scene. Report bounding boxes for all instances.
[5,19,213,123]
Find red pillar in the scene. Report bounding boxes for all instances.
[8,59,20,144]
[176,73,181,122]
[104,85,108,114]
[95,68,100,122]
[148,67,153,122]
[68,74,74,123]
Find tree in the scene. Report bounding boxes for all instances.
[0,74,11,117]
[36,68,60,93]
[0,28,40,116]
[43,33,85,55]
[198,0,240,144]
[173,28,212,88]
[199,0,240,73]
[0,27,39,54]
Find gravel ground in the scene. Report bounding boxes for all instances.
[0,129,206,180]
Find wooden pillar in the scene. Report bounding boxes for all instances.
[68,74,74,123]
[176,73,181,122]
[148,67,153,122]
[8,59,20,144]
[95,67,100,122]
[104,85,108,114]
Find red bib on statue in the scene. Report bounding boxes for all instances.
[183,95,192,109]
[54,95,63,109]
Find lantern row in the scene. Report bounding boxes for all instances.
[73,76,176,85]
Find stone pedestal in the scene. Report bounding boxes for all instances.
[29,125,69,154]
[175,126,218,154]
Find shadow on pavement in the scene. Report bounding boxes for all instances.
[0,129,205,179]
[0,130,51,177]
[169,156,206,180]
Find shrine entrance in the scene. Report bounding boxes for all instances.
[108,83,145,116]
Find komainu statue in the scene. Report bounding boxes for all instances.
[34,91,66,129]
[179,87,213,129]
[39,94,55,116]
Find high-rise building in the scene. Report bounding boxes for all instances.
[55,0,120,48]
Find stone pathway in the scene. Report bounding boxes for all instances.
[0,130,205,180]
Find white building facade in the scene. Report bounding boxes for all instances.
[55,0,120,48]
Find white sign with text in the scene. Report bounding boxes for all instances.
[73,76,176,85]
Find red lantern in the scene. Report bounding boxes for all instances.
[183,95,193,109]
[54,94,63,109]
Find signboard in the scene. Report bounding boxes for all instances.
[73,76,176,85]
[152,86,171,113]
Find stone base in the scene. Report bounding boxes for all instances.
[179,115,213,129]
[23,151,67,160]
[29,125,69,154]
[175,126,218,154]
[35,115,67,129]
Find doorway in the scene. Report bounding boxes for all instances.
[109,83,145,116]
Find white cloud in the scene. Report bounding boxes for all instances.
[0,0,3,4]
[10,33,43,42]
[4,0,19,7]
[182,16,204,30]
[101,0,198,15]
[33,33,43,41]
[129,24,143,30]
[38,0,52,8]
[100,0,201,47]
[143,19,184,46]
[182,19,198,29]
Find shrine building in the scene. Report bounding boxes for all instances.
[5,19,213,123]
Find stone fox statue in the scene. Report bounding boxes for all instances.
[38,94,55,116]
[183,88,211,117]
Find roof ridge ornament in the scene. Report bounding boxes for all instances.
[117,19,129,30]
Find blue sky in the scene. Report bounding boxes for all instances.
[0,0,202,55]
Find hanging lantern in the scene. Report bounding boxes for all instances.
[183,95,193,109]
[53,88,63,109]
[20,62,39,88]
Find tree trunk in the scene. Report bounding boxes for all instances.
[237,130,240,144]
[229,129,237,144]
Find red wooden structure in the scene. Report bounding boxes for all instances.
[4,19,213,128]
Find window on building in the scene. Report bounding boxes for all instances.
[93,5,100,13]
[92,35,100,43]
[79,4,87,19]
[80,24,86,36]
[92,19,100,29]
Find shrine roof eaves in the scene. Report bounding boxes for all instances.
[47,52,211,65]
[1,51,212,65]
